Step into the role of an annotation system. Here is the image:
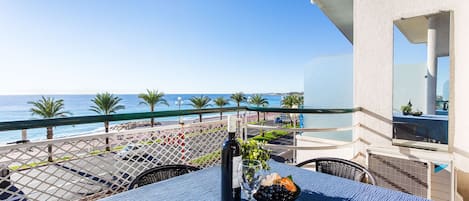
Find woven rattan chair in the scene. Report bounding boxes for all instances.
[128,165,200,189]
[296,157,376,185]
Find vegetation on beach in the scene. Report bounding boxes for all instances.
[248,120,267,125]
[230,92,247,118]
[281,95,304,126]
[90,92,125,133]
[252,130,289,142]
[188,95,212,122]
[28,96,71,161]
[281,95,303,108]
[282,123,300,129]
[138,89,169,127]
[22,92,302,144]
[214,97,230,120]
[248,94,269,122]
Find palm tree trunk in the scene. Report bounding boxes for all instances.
[220,111,223,120]
[105,121,109,133]
[237,103,240,118]
[150,107,155,127]
[263,112,266,121]
[104,121,110,151]
[199,114,202,122]
[257,111,260,122]
[47,127,53,162]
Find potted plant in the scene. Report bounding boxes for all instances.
[401,100,413,115]
[239,139,271,170]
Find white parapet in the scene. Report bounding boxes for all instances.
[295,135,355,165]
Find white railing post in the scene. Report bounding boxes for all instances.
[21,129,27,142]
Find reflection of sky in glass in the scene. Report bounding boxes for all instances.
[303,54,352,142]
[393,26,450,100]
[437,57,450,100]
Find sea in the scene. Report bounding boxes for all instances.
[0,94,282,144]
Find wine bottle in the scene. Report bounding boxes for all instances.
[221,117,241,201]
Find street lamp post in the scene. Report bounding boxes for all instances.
[175,97,184,125]
[175,97,185,162]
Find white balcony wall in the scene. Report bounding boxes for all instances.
[353,0,469,198]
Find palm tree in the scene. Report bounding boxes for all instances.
[189,95,212,122]
[214,97,230,120]
[248,94,269,122]
[262,102,269,121]
[281,95,299,109]
[28,96,71,162]
[138,89,169,127]
[281,95,300,126]
[90,92,125,132]
[230,92,247,118]
[297,96,304,108]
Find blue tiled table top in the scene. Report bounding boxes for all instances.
[99,160,430,201]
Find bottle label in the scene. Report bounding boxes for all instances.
[232,156,242,188]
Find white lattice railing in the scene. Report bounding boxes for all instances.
[0,108,360,200]
[0,120,233,201]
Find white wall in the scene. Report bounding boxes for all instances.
[296,135,354,164]
[353,0,469,198]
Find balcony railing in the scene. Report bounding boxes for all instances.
[0,107,357,201]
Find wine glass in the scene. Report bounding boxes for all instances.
[239,159,264,201]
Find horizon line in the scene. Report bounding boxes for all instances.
[0,91,304,96]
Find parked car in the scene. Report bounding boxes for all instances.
[117,144,154,162]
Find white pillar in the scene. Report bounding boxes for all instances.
[21,129,27,141]
[426,16,438,115]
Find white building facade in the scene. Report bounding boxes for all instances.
[302,0,469,200]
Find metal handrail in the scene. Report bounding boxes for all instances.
[0,107,241,132]
[246,106,360,114]
[247,124,357,132]
[0,106,360,132]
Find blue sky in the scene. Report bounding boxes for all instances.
[0,1,448,95]
[0,0,352,95]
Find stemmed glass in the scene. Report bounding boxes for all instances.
[239,159,264,201]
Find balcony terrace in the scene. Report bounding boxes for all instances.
[0,105,452,200]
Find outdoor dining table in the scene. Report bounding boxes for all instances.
[100,160,429,201]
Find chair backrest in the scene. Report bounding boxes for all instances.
[296,157,376,185]
[128,164,200,190]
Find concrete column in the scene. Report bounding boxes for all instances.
[21,129,27,141]
[426,16,438,115]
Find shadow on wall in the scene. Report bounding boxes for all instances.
[457,169,469,200]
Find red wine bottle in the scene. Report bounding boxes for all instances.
[221,118,241,201]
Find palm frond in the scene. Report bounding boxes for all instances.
[230,92,247,104]
[28,96,70,119]
[138,89,169,111]
[249,94,269,107]
[189,95,212,109]
[214,97,230,108]
[90,92,125,115]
